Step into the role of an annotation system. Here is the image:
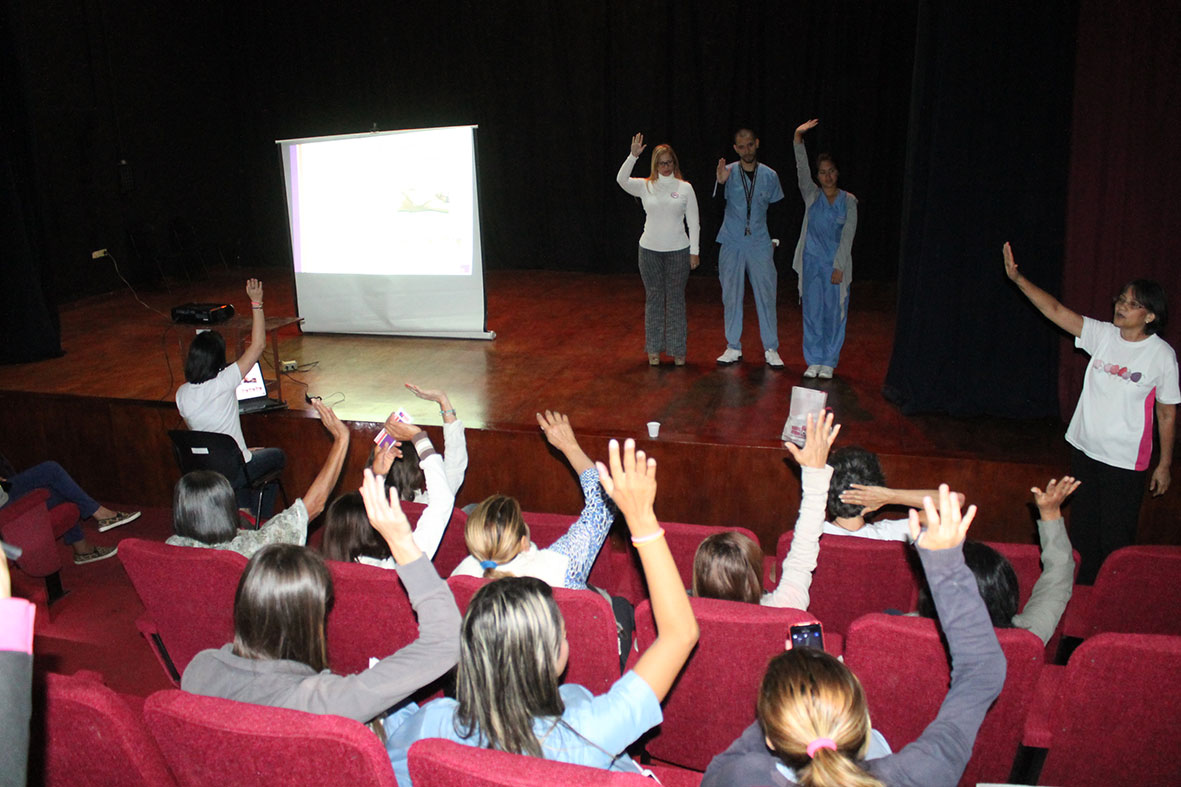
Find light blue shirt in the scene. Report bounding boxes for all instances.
[385,670,662,785]
[716,162,785,246]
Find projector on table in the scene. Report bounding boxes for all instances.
[171,302,235,324]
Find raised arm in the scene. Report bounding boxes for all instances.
[841,484,965,526]
[537,410,613,588]
[596,439,698,701]
[301,400,351,519]
[235,278,269,376]
[1013,477,1080,644]
[763,413,840,609]
[406,383,468,493]
[871,487,1006,786]
[616,134,648,197]
[1151,402,1175,496]
[1002,242,1084,337]
[792,119,820,200]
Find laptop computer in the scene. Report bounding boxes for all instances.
[236,361,287,414]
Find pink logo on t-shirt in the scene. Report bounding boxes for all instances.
[1093,357,1143,383]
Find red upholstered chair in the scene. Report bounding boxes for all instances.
[843,612,1044,787]
[986,538,1081,660]
[777,530,923,635]
[408,738,703,786]
[1062,546,1181,639]
[0,488,80,602]
[629,596,842,772]
[447,575,621,694]
[37,671,176,786]
[324,559,419,676]
[118,538,246,685]
[144,690,397,787]
[1031,633,1181,787]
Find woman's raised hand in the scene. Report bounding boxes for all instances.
[784,412,840,469]
[908,484,976,550]
[596,438,659,537]
[372,441,402,476]
[312,399,350,441]
[404,383,445,404]
[359,468,420,562]
[1031,476,1081,520]
[630,133,646,158]
[383,414,421,441]
[794,118,819,142]
[1002,242,1020,281]
[537,410,579,454]
[245,278,263,303]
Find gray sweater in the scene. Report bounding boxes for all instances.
[181,555,460,723]
[703,544,1006,787]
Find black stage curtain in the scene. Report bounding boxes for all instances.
[884,1,1079,417]
[5,1,918,305]
[1,3,61,364]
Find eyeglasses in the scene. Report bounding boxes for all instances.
[657,160,675,167]
[1113,295,1145,310]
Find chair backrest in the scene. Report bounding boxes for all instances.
[447,575,621,694]
[777,530,922,634]
[38,671,176,786]
[118,539,246,680]
[144,690,398,787]
[0,489,64,577]
[1039,632,1181,787]
[984,539,1081,611]
[844,613,1044,787]
[324,559,419,675]
[167,429,245,480]
[1077,546,1181,638]
[407,738,696,786]
[631,596,839,771]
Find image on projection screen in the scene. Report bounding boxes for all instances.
[287,126,476,277]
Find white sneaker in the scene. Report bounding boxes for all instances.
[803,364,820,378]
[716,348,742,365]
[817,365,834,379]
[764,349,785,368]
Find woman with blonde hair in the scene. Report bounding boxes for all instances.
[386,437,699,784]
[703,486,1006,787]
[450,410,612,590]
[617,133,700,366]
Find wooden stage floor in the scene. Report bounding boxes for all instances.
[2,268,1066,464]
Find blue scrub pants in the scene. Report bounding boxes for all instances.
[801,253,848,367]
[719,242,779,352]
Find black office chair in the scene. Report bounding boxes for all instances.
[167,430,288,526]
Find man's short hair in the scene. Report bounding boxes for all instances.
[827,446,886,519]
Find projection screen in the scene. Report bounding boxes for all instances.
[278,125,491,338]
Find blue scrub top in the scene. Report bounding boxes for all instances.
[716,162,784,246]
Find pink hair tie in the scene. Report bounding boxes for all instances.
[806,737,837,758]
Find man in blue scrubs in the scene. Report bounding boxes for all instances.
[714,128,785,368]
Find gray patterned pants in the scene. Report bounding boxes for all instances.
[637,245,691,356]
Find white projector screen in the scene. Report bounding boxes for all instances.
[277,125,491,338]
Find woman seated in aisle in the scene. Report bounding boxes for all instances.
[167,400,349,557]
[181,471,460,722]
[175,278,285,518]
[691,413,841,609]
[0,452,139,565]
[703,486,1006,787]
[917,476,1079,645]
[450,410,612,591]
[321,408,455,567]
[384,437,699,784]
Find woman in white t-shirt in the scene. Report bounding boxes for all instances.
[1003,243,1179,582]
[616,133,700,367]
[175,278,285,517]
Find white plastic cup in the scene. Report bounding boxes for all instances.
[647,421,660,438]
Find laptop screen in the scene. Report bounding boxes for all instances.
[235,362,268,401]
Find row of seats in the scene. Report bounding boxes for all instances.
[37,629,1181,787]
[119,534,1181,785]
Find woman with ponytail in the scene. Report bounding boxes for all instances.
[703,485,1006,787]
[450,410,612,590]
